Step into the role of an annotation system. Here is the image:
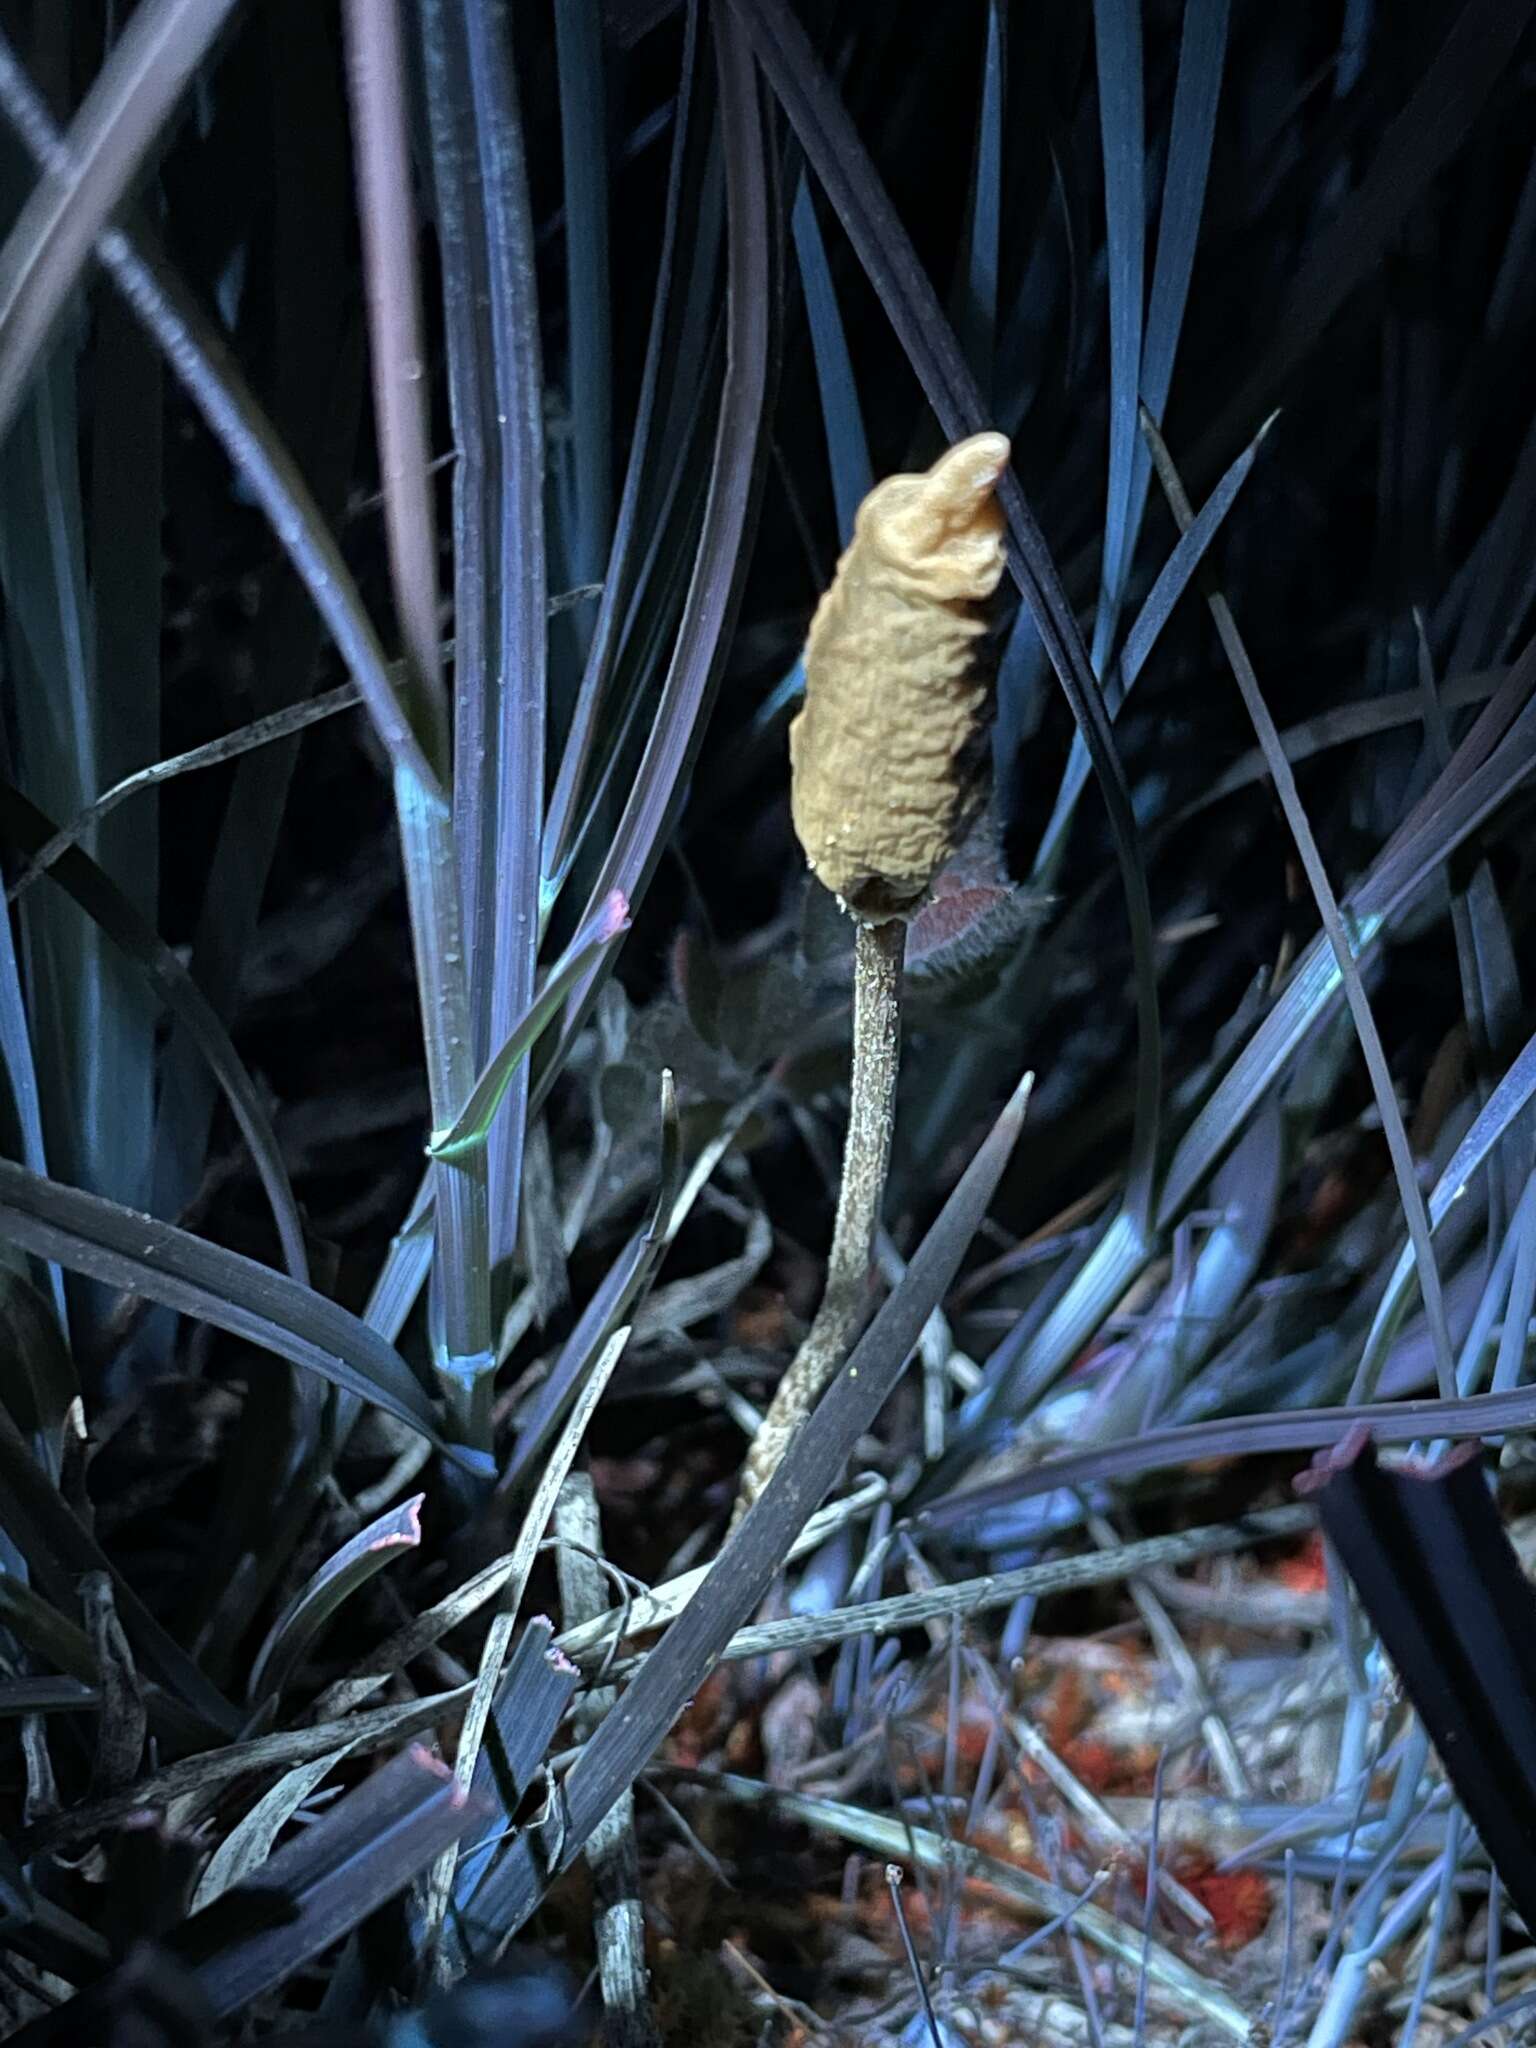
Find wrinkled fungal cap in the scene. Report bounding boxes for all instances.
[855,431,1011,602]
[788,430,1013,925]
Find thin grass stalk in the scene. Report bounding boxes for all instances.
[343,0,492,1446]
[463,0,547,1272]
[418,0,500,1066]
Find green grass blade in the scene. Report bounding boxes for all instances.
[429,890,628,1165]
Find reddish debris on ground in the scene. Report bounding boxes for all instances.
[666,1667,737,1770]
[1172,1853,1273,1950]
[1275,1529,1328,1595]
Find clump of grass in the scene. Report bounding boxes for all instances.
[0,3,1532,2043]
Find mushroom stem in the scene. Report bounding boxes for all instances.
[734,914,906,1520]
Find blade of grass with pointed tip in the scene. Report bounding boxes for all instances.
[9,683,363,907]
[1129,0,1228,546]
[1177,668,1503,823]
[727,0,1162,1230]
[247,1494,425,1705]
[1159,650,1536,1232]
[1351,1027,1536,1403]
[1158,646,1536,1227]
[1119,419,1271,692]
[1034,416,1270,873]
[1141,409,1455,1398]
[472,1073,1032,1941]
[1413,629,1527,1227]
[431,891,629,1165]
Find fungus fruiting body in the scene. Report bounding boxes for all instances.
[736,432,1012,1520]
[788,430,1012,923]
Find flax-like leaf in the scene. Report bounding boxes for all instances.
[542,5,704,903]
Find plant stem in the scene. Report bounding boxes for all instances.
[735,914,905,1519]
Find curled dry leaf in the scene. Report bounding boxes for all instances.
[789,431,1012,921]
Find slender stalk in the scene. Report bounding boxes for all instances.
[735,915,905,1517]
[344,0,491,1448]
[394,772,493,1447]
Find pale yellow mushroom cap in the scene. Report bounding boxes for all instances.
[788,432,1013,922]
